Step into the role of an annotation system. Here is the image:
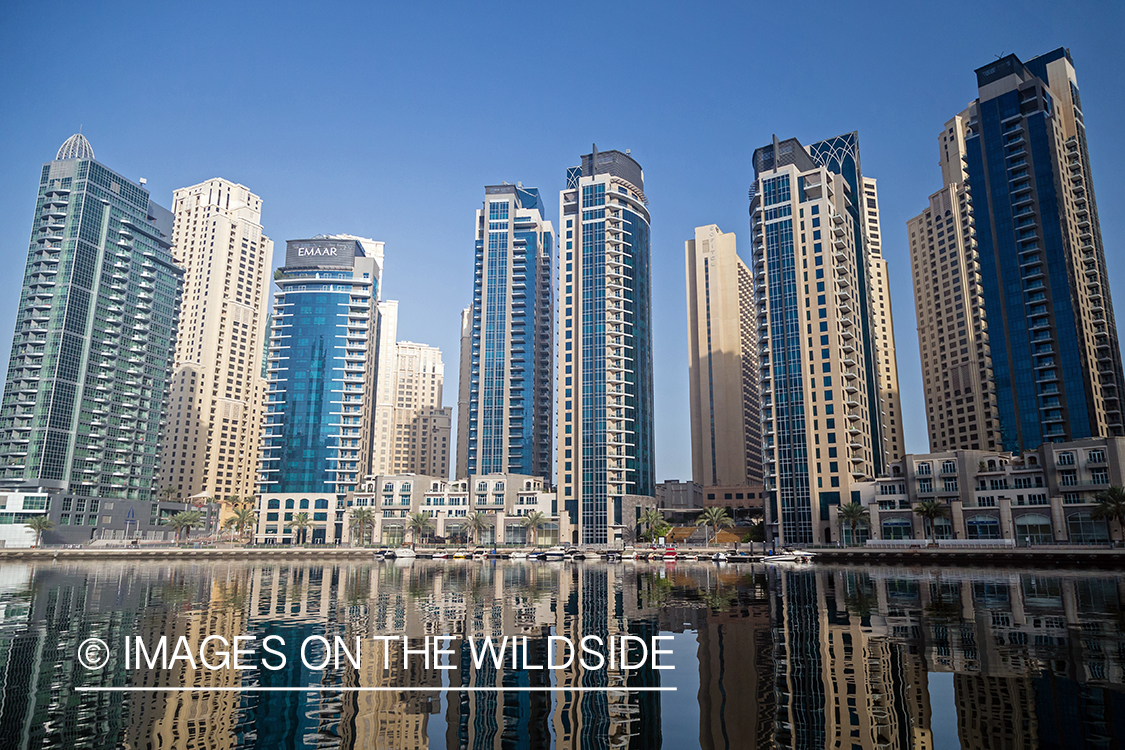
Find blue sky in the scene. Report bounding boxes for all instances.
[1,1,1122,482]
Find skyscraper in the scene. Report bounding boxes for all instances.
[0,134,182,508]
[751,133,903,546]
[385,340,451,478]
[942,48,1122,452]
[159,179,274,505]
[369,299,399,475]
[685,224,762,488]
[558,147,654,546]
[259,235,381,498]
[908,112,1003,452]
[461,184,555,480]
[455,304,472,480]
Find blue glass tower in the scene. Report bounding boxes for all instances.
[558,148,654,546]
[964,48,1122,451]
[461,184,554,480]
[260,237,380,495]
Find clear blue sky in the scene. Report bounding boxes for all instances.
[1,1,1122,482]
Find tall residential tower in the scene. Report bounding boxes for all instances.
[0,135,182,504]
[558,148,654,545]
[959,48,1123,451]
[751,133,903,546]
[685,224,762,487]
[259,236,381,498]
[159,179,274,504]
[461,184,554,480]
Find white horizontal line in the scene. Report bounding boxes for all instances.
[77,686,674,693]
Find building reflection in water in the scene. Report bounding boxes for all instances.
[1,560,1124,748]
[769,566,1125,750]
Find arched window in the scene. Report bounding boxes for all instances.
[966,515,1001,539]
[1068,512,1109,544]
[300,499,310,509]
[928,516,954,540]
[882,517,913,540]
[285,499,294,509]
[314,499,329,509]
[267,499,280,510]
[1014,513,1052,545]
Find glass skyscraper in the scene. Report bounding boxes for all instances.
[460,184,554,480]
[0,134,182,504]
[259,236,380,496]
[960,48,1122,451]
[557,148,654,546]
[751,133,904,546]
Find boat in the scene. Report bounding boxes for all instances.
[431,552,449,560]
[694,553,711,561]
[762,554,801,564]
[565,547,586,560]
[472,550,486,559]
[636,551,650,561]
[712,552,728,562]
[395,548,417,559]
[725,552,752,563]
[663,547,678,562]
[509,551,528,559]
[543,546,567,561]
[451,550,469,560]
[621,547,637,560]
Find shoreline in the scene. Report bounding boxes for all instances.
[2,545,1125,567]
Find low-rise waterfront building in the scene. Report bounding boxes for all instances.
[839,436,1125,544]
[345,473,569,547]
[655,480,703,510]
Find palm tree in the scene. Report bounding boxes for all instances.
[1092,485,1125,545]
[165,510,204,542]
[350,507,376,546]
[837,502,870,547]
[519,510,549,548]
[225,507,256,543]
[696,507,733,545]
[638,508,664,542]
[157,485,178,503]
[913,499,951,545]
[465,511,490,547]
[406,512,434,549]
[25,516,54,547]
[287,512,311,545]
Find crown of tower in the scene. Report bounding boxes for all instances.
[56,133,94,161]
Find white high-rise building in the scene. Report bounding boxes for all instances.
[160,179,274,504]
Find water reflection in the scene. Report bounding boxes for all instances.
[0,560,1122,748]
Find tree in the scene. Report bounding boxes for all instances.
[837,502,870,547]
[225,507,257,543]
[349,507,376,546]
[157,486,178,503]
[696,507,733,545]
[913,499,951,545]
[638,508,664,542]
[407,512,434,549]
[519,511,549,548]
[287,512,311,545]
[465,512,490,546]
[1092,485,1125,545]
[165,511,204,542]
[25,516,54,547]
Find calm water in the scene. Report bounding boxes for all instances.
[0,559,1123,749]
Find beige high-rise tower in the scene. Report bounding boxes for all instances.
[685,224,762,487]
[160,179,273,505]
[370,300,400,475]
[908,110,1002,451]
[387,341,451,478]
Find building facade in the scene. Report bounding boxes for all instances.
[259,236,381,497]
[0,134,182,512]
[908,119,1004,451]
[455,304,472,480]
[384,341,451,478]
[462,184,555,480]
[338,473,566,547]
[159,179,274,506]
[959,48,1123,451]
[685,224,762,488]
[847,436,1125,544]
[751,133,904,546]
[558,147,655,546]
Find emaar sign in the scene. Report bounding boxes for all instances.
[285,238,361,268]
